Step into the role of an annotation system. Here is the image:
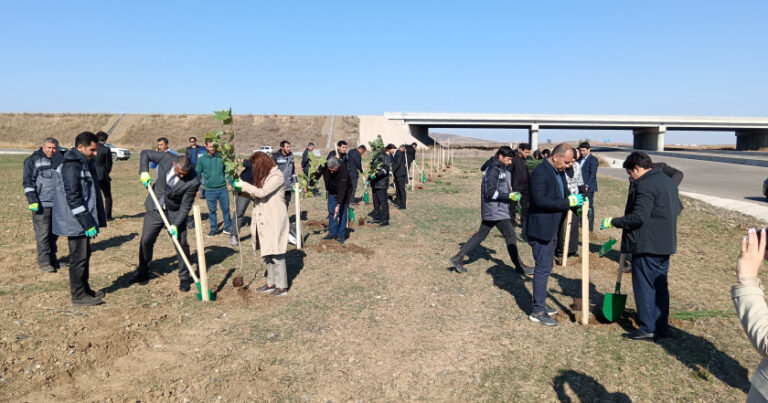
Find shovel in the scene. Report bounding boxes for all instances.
[146,185,214,301]
[598,237,617,257]
[602,253,627,322]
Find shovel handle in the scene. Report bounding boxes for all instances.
[614,253,626,293]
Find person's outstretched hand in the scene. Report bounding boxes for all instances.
[737,227,766,281]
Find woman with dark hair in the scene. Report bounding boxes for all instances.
[233,152,290,296]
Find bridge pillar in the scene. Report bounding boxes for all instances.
[632,126,665,151]
[736,130,768,150]
[529,124,539,151]
[408,124,433,146]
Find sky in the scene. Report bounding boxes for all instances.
[1,1,767,144]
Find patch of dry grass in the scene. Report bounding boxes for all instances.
[0,154,762,401]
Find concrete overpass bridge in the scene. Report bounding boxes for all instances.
[359,113,768,151]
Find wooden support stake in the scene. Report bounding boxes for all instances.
[561,209,572,267]
[294,183,302,249]
[430,146,434,178]
[581,199,590,325]
[192,205,209,301]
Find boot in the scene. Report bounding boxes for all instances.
[507,244,533,275]
[72,294,104,306]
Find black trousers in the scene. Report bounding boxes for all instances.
[32,207,58,268]
[457,219,524,270]
[99,178,112,219]
[394,175,407,208]
[349,176,359,202]
[555,208,579,257]
[138,209,191,281]
[372,188,389,223]
[67,236,91,299]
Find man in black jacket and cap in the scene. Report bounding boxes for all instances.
[368,144,395,226]
[94,131,114,220]
[601,151,679,341]
[132,152,201,292]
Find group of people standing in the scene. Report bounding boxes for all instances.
[450,142,680,338]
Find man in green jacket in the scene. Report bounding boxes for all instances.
[196,140,232,237]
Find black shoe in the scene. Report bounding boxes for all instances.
[336,237,346,244]
[449,255,467,274]
[379,222,389,227]
[71,295,104,306]
[322,234,334,240]
[545,304,557,316]
[397,207,406,210]
[367,219,380,224]
[516,264,535,276]
[107,217,115,222]
[179,282,191,292]
[529,311,557,326]
[39,264,55,273]
[622,330,655,341]
[206,230,220,237]
[87,288,106,299]
[130,272,152,284]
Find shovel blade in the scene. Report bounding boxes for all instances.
[602,292,627,322]
[195,282,216,301]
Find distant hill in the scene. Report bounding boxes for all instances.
[429,132,508,148]
[0,113,359,154]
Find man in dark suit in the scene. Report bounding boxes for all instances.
[406,142,417,171]
[578,142,598,231]
[94,131,114,220]
[510,143,532,228]
[132,153,201,291]
[347,144,366,203]
[392,145,408,209]
[525,143,583,326]
[601,152,679,341]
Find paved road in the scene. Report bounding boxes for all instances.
[596,149,768,222]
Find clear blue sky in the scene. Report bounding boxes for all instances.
[1,1,766,144]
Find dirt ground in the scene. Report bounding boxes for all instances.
[0,154,764,401]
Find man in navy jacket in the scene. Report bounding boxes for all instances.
[578,142,598,231]
[525,144,583,326]
[601,152,679,341]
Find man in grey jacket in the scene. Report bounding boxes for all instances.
[272,140,296,205]
[601,151,679,341]
[449,146,531,275]
[52,131,107,306]
[24,138,65,273]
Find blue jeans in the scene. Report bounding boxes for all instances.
[327,194,348,239]
[529,233,558,314]
[205,188,231,232]
[631,253,670,334]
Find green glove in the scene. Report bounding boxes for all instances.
[140,172,152,187]
[28,203,39,212]
[231,178,243,193]
[601,217,614,229]
[85,226,98,238]
[169,225,178,240]
[568,193,584,207]
[369,173,376,180]
[509,192,521,202]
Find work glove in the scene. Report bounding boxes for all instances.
[85,226,98,238]
[28,203,39,212]
[140,172,152,187]
[601,217,614,229]
[567,193,584,207]
[169,225,178,240]
[231,178,243,193]
[509,192,521,202]
[369,173,376,180]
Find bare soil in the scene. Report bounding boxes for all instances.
[0,154,763,401]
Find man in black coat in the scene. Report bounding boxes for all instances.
[132,152,201,292]
[406,142,417,171]
[601,152,679,341]
[369,144,395,226]
[525,143,583,326]
[392,145,408,209]
[94,131,114,220]
[578,142,599,231]
[301,142,315,175]
[510,143,532,228]
[347,144,366,203]
[312,157,353,243]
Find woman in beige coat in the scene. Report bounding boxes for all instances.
[233,152,290,296]
[733,227,768,402]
